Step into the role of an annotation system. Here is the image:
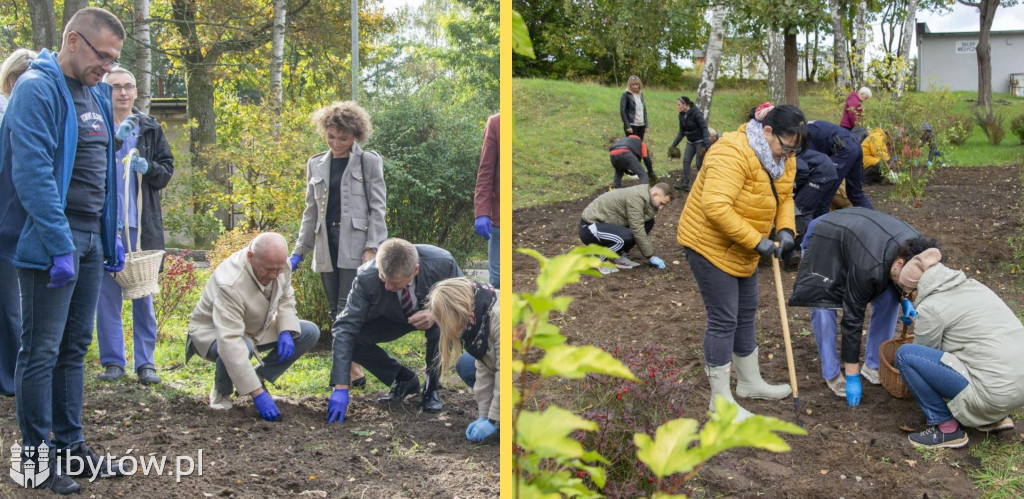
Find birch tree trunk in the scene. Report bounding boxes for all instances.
[852,0,868,86]
[270,0,288,112]
[893,0,917,98]
[828,0,851,90]
[27,0,57,50]
[767,30,786,105]
[134,0,152,113]
[695,4,727,122]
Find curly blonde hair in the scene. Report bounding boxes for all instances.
[310,101,373,142]
[426,278,477,374]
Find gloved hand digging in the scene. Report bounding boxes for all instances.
[48,252,76,288]
[845,373,862,406]
[474,216,492,240]
[466,417,497,443]
[276,332,295,361]
[648,256,665,269]
[773,229,795,259]
[253,391,280,421]
[899,298,917,326]
[327,388,349,423]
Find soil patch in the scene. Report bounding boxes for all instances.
[513,165,1024,497]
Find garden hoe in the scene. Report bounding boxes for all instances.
[771,252,803,428]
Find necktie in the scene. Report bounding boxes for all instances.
[400,287,415,316]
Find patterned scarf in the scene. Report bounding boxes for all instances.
[461,282,497,360]
[745,119,785,180]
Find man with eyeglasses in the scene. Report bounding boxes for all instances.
[804,120,873,219]
[0,7,129,495]
[326,238,463,423]
[94,68,175,387]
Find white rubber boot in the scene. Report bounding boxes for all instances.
[733,347,793,400]
[706,363,753,422]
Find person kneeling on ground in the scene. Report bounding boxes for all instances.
[427,278,499,443]
[579,182,672,275]
[185,232,321,421]
[893,248,1024,448]
[326,238,464,423]
[789,208,935,406]
[609,134,656,188]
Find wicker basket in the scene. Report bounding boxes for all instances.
[111,149,165,300]
[879,324,914,399]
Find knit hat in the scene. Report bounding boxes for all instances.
[898,248,943,291]
[754,102,774,122]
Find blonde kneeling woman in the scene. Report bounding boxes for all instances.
[428,278,499,443]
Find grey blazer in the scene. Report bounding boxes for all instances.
[293,142,388,271]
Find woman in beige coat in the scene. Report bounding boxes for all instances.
[290,101,388,385]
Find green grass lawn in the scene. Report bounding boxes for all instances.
[512,78,1024,209]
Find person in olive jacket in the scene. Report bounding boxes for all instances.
[677,103,805,422]
[669,96,710,191]
[579,183,672,274]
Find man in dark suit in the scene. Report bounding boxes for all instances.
[326,238,463,423]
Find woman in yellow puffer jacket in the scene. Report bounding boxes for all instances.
[677,103,806,421]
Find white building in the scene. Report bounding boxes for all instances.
[916,22,1024,96]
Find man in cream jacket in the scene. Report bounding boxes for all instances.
[186,233,320,421]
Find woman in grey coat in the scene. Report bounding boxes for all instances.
[290,101,388,385]
[895,247,1024,448]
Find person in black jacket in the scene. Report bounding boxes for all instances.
[805,120,871,218]
[326,238,463,423]
[95,68,174,386]
[669,96,710,191]
[609,135,655,188]
[788,208,936,407]
[620,75,648,139]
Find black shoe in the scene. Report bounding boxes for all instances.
[137,366,162,385]
[908,425,969,449]
[377,375,420,403]
[421,390,443,413]
[673,181,690,192]
[59,441,125,478]
[36,469,81,495]
[97,365,125,382]
[351,377,366,388]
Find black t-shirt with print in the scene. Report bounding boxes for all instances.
[64,76,108,233]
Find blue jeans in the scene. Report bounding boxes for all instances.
[204,320,321,396]
[96,227,157,371]
[16,229,104,449]
[896,343,968,425]
[456,352,476,388]
[488,226,500,289]
[810,286,898,380]
[686,248,758,367]
[0,258,21,396]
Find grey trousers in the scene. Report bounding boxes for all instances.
[205,320,321,396]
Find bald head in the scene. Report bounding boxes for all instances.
[247,233,289,285]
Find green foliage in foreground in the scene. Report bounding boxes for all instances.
[512,245,806,497]
[512,78,1024,209]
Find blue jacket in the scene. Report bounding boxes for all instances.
[0,49,118,269]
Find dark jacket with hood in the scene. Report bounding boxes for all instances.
[129,108,174,250]
[0,49,118,269]
[670,106,710,147]
[788,208,920,364]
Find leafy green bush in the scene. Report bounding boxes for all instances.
[1010,114,1024,145]
[973,108,1006,145]
[946,114,974,146]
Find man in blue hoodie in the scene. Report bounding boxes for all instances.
[0,7,128,495]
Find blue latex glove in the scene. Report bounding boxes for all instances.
[927,160,932,167]
[648,256,665,269]
[48,252,76,288]
[277,332,295,361]
[252,391,280,421]
[326,388,349,423]
[288,253,302,272]
[115,115,138,141]
[131,156,149,174]
[845,373,862,406]
[474,216,492,240]
[935,150,942,157]
[104,237,125,273]
[466,418,497,442]
[899,298,917,326]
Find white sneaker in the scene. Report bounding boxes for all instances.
[613,256,641,269]
[978,416,1014,432]
[861,366,880,385]
[209,385,233,410]
[825,374,846,397]
[598,266,619,275]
